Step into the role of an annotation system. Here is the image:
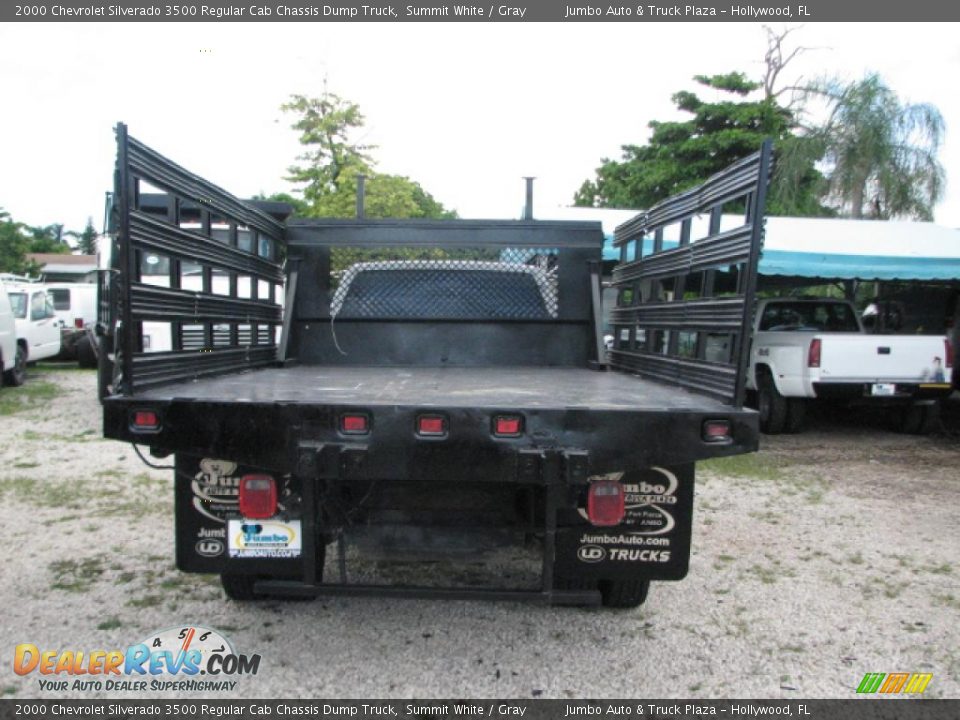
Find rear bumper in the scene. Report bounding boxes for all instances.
[812,382,953,402]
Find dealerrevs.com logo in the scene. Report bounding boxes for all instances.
[14,625,260,693]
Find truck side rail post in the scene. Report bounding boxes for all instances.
[107,122,288,395]
[608,139,773,408]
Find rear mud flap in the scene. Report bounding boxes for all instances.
[555,464,694,581]
[175,454,301,576]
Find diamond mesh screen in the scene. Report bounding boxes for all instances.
[329,247,559,320]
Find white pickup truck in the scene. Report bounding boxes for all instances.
[748,297,953,434]
[4,282,63,380]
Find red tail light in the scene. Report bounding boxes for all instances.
[493,415,523,437]
[74,318,84,329]
[702,419,731,442]
[340,413,369,434]
[945,339,954,370]
[808,338,821,368]
[131,409,160,430]
[239,474,277,519]
[417,415,446,436]
[587,481,625,527]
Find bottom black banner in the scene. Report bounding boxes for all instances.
[0,700,955,720]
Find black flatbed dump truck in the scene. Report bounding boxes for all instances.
[100,124,772,608]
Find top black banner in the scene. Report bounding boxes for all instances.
[4,0,960,22]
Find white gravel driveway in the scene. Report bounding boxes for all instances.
[1,368,957,699]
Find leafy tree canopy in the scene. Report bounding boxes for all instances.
[574,72,829,217]
[808,73,945,220]
[0,211,74,275]
[277,91,455,220]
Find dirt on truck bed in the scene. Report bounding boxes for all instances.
[2,368,959,699]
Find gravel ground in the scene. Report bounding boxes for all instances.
[1,367,958,699]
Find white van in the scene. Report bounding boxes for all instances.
[5,282,62,368]
[0,279,19,385]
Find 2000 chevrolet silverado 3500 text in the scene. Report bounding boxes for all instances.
[99,125,771,607]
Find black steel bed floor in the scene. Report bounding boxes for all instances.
[134,366,732,412]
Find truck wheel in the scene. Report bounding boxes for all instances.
[221,574,259,601]
[76,335,98,369]
[899,404,930,435]
[3,344,26,387]
[920,402,941,434]
[902,402,941,435]
[757,373,787,434]
[599,579,650,609]
[784,398,806,434]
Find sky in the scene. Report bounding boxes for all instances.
[1,22,959,236]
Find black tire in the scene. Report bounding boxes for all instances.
[221,545,325,602]
[76,335,98,369]
[784,398,807,434]
[899,404,924,434]
[920,402,941,435]
[757,371,787,435]
[3,344,26,387]
[221,573,259,601]
[599,579,651,609]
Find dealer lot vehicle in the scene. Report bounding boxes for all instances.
[747,297,953,434]
[0,279,19,386]
[45,282,98,366]
[99,125,771,607]
[5,281,62,374]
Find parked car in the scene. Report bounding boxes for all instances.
[0,279,19,386]
[5,282,62,371]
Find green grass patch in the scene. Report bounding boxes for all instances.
[0,475,96,510]
[50,558,105,593]
[97,617,124,631]
[36,362,95,373]
[0,380,60,416]
[933,594,960,610]
[700,453,785,481]
[127,594,163,609]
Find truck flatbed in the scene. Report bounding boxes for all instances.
[133,365,730,412]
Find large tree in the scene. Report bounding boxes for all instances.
[66,218,99,256]
[281,91,455,219]
[0,209,40,275]
[810,73,945,220]
[574,72,827,216]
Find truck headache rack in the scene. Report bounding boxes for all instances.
[609,140,772,406]
[102,123,287,396]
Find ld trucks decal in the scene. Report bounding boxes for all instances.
[557,464,694,581]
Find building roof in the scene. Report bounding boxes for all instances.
[27,253,98,275]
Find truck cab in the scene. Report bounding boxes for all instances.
[4,281,62,370]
